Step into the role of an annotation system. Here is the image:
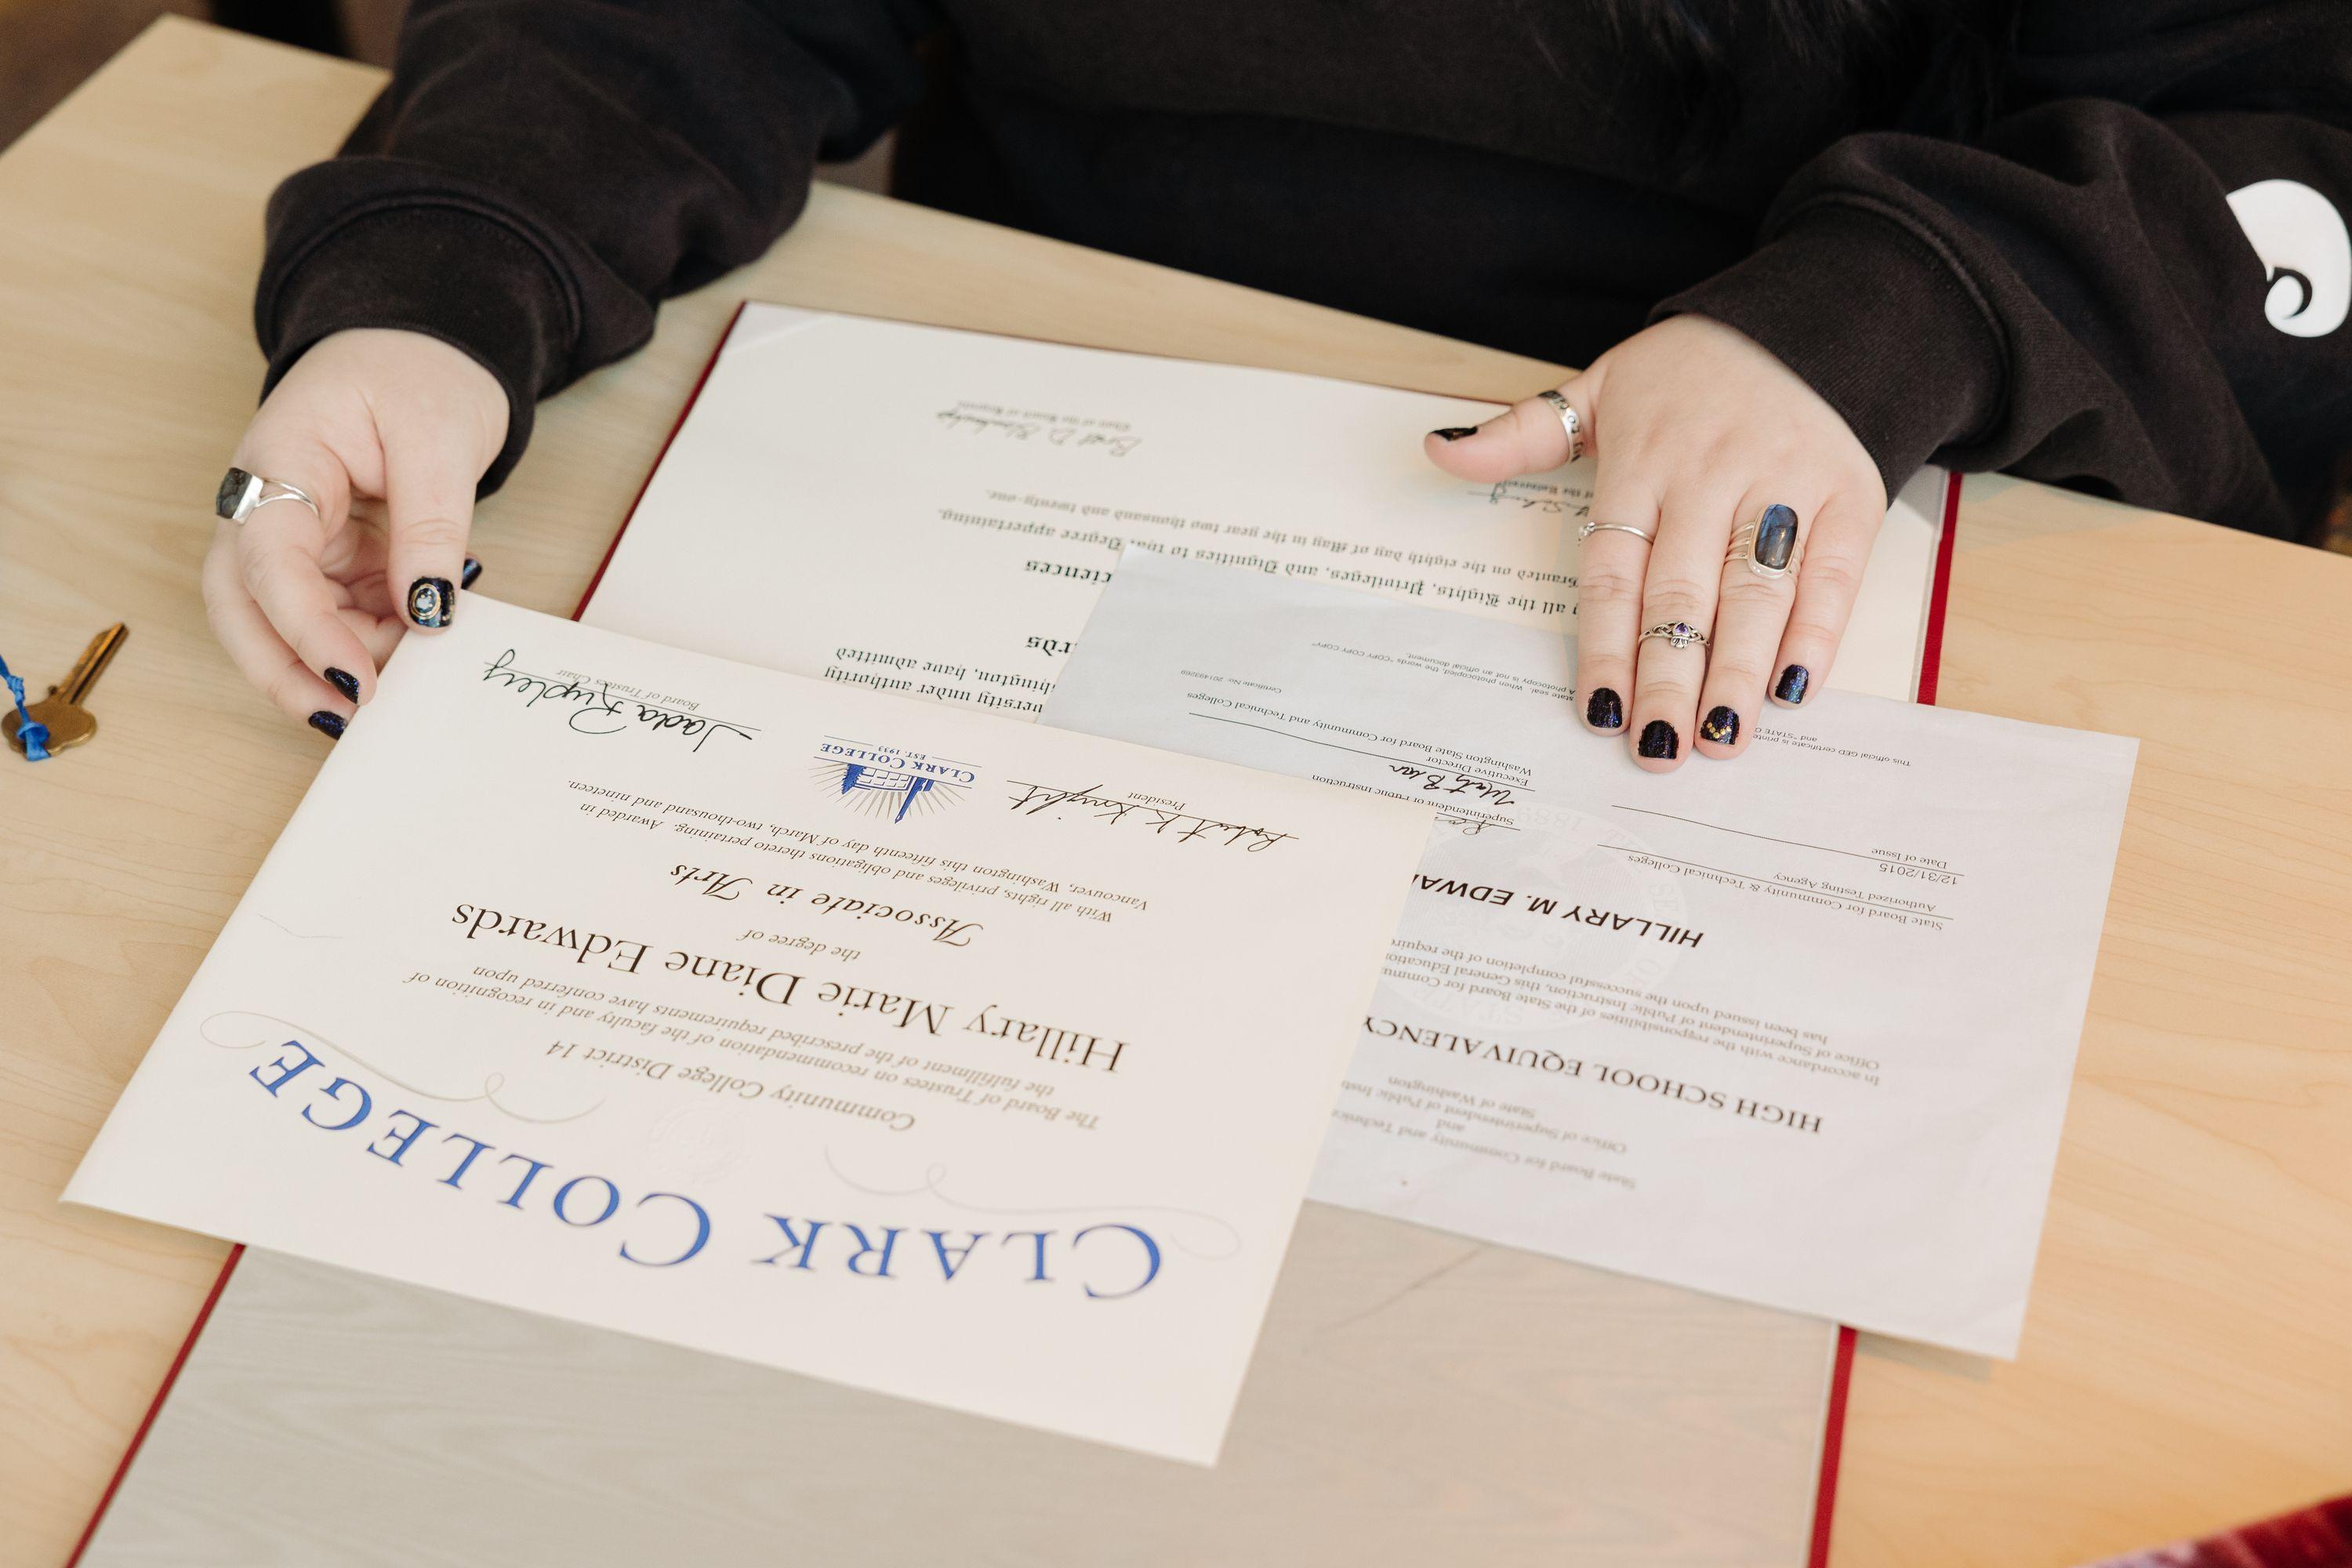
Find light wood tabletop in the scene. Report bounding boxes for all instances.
[3,19,2347,1568]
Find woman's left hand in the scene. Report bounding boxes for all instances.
[1423,314,1885,770]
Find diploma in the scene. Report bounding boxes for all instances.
[64,597,1433,1463]
[1044,551,2137,1357]
[579,305,1949,710]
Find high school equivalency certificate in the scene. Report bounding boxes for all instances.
[64,597,1432,1463]
[580,305,1951,710]
[1044,552,2137,1357]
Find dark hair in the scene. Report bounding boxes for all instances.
[1585,0,2019,171]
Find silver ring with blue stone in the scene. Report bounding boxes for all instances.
[214,466,321,526]
[1726,503,1802,579]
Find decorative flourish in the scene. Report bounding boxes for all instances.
[198,1009,601,1124]
[822,1149,1243,1261]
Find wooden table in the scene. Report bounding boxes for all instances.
[3,20,2347,1567]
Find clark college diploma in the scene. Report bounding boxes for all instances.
[65,598,1433,1463]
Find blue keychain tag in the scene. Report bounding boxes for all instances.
[0,650,50,760]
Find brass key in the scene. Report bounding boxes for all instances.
[5,623,128,755]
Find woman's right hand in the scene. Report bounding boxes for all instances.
[203,328,509,736]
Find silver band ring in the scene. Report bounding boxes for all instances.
[1579,520,1655,545]
[1639,620,1711,652]
[1725,503,1802,580]
[215,466,321,525]
[1537,389,1582,464]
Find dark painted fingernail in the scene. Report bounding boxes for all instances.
[308,710,346,740]
[407,576,454,629]
[1431,426,1481,441]
[1754,503,1799,571]
[323,667,360,702]
[1584,687,1624,730]
[461,556,482,590]
[1638,720,1679,759]
[1774,665,1810,704]
[1700,706,1740,745]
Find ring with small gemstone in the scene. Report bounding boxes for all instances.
[1639,620,1711,652]
[214,466,321,525]
[1537,389,1583,464]
[1725,503,1802,579]
[1578,519,1655,545]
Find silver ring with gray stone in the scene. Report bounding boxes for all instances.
[1726,503,1801,579]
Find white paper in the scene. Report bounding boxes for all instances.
[582,304,1948,710]
[1043,552,2136,1357]
[66,597,1434,1463]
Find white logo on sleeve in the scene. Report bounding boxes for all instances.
[2226,178,2350,338]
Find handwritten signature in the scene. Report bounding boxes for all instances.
[481,650,756,753]
[936,408,1142,456]
[1474,480,1588,517]
[1004,781,1293,852]
[1388,764,1517,808]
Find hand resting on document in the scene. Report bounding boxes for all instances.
[1425,315,1887,773]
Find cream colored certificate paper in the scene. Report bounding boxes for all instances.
[581,305,1948,707]
[1045,552,2137,1357]
[66,598,1432,1463]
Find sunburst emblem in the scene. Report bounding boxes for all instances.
[809,760,969,822]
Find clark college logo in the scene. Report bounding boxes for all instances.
[810,735,975,824]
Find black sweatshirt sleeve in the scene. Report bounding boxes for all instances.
[1662,1,2352,536]
[256,0,935,492]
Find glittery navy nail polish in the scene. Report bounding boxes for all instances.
[1431,427,1480,441]
[324,667,359,702]
[408,576,454,629]
[1585,687,1624,729]
[1700,706,1740,745]
[1774,665,1810,704]
[1638,720,1678,759]
[462,556,482,590]
[308,711,346,740]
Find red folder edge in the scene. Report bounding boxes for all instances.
[65,1244,245,1567]
[68,307,1961,1568]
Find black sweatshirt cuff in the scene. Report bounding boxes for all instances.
[256,198,578,496]
[1653,198,2007,506]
